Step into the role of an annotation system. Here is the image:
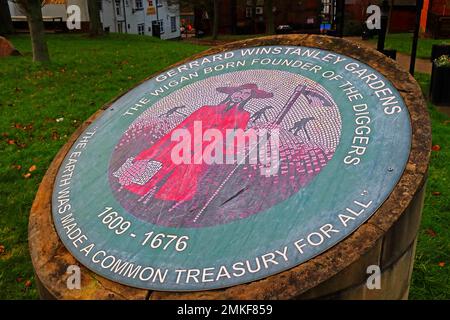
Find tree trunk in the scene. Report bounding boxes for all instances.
[212,0,219,40]
[264,0,274,35]
[88,0,104,37]
[26,0,50,62]
[0,0,14,35]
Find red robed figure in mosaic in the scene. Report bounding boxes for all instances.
[113,84,274,202]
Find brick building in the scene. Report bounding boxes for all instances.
[187,0,323,36]
[425,0,450,37]
[184,0,450,37]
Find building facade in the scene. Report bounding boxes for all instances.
[101,0,180,40]
[345,0,450,37]
[185,0,322,36]
[7,0,180,40]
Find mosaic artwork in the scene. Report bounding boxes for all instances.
[109,70,342,227]
[52,46,411,291]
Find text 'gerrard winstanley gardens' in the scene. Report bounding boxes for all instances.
[43,38,419,294]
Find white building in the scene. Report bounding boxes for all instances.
[101,0,180,40]
[7,0,180,40]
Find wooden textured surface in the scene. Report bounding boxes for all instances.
[29,34,431,300]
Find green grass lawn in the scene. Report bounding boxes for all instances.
[371,33,450,59]
[201,34,267,41]
[0,34,448,299]
[0,33,207,299]
[409,73,450,299]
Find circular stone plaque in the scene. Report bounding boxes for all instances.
[51,43,412,291]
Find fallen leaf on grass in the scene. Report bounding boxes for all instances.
[438,262,445,267]
[7,139,15,145]
[56,117,64,123]
[23,173,31,179]
[11,164,22,170]
[16,277,23,283]
[432,145,441,151]
[24,280,32,288]
[426,229,437,237]
[51,131,59,140]
[432,191,441,196]
[0,245,5,254]
[29,165,37,172]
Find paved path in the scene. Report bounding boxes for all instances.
[344,36,432,74]
[182,36,450,111]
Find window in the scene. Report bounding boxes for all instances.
[170,16,176,33]
[135,0,143,10]
[138,23,145,35]
[245,7,252,18]
[322,0,331,15]
[156,0,163,7]
[159,20,164,33]
[115,0,121,15]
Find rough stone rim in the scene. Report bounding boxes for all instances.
[29,34,431,300]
